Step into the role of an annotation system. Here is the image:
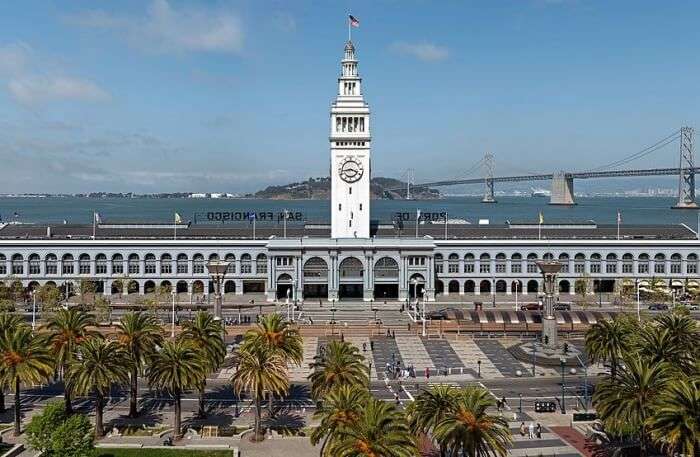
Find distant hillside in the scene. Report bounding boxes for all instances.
[250,177,440,200]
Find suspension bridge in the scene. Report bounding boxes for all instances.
[393,127,697,208]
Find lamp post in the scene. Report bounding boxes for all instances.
[31,290,37,331]
[171,290,176,338]
[477,359,481,378]
[206,260,230,319]
[560,357,566,414]
[635,278,641,322]
[575,354,589,410]
[518,393,523,415]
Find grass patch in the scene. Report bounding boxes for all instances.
[97,450,232,457]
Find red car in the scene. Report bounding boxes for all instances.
[520,303,543,311]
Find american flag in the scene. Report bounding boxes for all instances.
[349,15,359,28]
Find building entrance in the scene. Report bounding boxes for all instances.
[303,284,328,299]
[374,284,398,300]
[339,284,363,299]
[243,281,265,294]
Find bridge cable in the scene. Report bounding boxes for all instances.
[585,129,681,172]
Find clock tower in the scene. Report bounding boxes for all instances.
[330,40,371,238]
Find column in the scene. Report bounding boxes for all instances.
[424,256,435,302]
[398,255,408,301]
[266,256,276,302]
[295,256,304,303]
[328,254,339,301]
[363,253,374,301]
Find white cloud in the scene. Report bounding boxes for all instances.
[64,0,243,54]
[390,42,449,62]
[0,43,110,107]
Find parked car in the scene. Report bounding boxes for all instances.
[688,304,699,311]
[521,303,543,311]
[553,302,571,311]
[648,304,669,311]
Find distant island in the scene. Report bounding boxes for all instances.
[248,177,441,200]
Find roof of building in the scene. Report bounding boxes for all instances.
[0,221,695,241]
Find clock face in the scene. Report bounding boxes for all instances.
[339,157,364,183]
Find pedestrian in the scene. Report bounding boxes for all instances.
[407,322,411,332]
[536,423,542,439]
[319,298,322,307]
[501,396,508,408]
[519,422,526,437]
[340,332,344,342]
[386,329,391,337]
[391,352,395,362]
[362,342,366,352]
[370,341,374,351]
[528,422,535,439]
[496,399,502,413]
[391,329,395,339]
[425,367,430,380]
[394,392,400,405]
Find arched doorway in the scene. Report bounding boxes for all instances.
[511,280,523,293]
[374,257,399,299]
[276,273,294,299]
[448,280,459,294]
[464,280,475,293]
[192,280,204,294]
[435,280,444,296]
[176,281,188,294]
[558,280,570,294]
[495,280,507,293]
[144,280,156,294]
[527,280,539,293]
[224,280,236,294]
[338,257,363,300]
[409,273,426,299]
[479,280,491,294]
[127,280,140,295]
[303,257,328,299]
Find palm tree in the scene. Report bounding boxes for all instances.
[243,313,303,365]
[585,318,631,379]
[326,397,416,457]
[646,378,699,457]
[407,384,459,457]
[311,384,369,456]
[116,312,163,417]
[67,338,130,436]
[43,307,99,413]
[0,314,24,413]
[146,339,204,439]
[594,355,671,455]
[231,344,289,441]
[179,311,226,418]
[654,313,699,364]
[635,326,692,373]
[433,386,512,457]
[0,325,53,435]
[308,340,368,401]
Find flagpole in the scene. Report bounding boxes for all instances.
[92,211,96,240]
[444,211,448,240]
[348,14,351,41]
[616,210,620,241]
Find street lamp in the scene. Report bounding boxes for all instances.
[560,357,567,414]
[206,260,230,319]
[170,290,177,338]
[635,278,641,322]
[31,289,37,331]
[477,360,481,378]
[518,393,523,415]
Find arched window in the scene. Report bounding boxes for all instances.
[670,253,682,274]
[144,254,156,274]
[589,253,601,273]
[622,253,634,274]
[177,254,188,274]
[339,257,364,278]
[95,254,107,274]
[62,254,74,275]
[605,253,617,274]
[45,254,57,275]
[638,253,650,274]
[0,254,6,275]
[479,253,490,273]
[28,254,40,275]
[495,253,506,273]
[687,253,698,274]
[128,254,140,274]
[526,253,538,273]
[654,253,665,274]
[511,253,522,273]
[112,254,124,275]
[574,253,585,274]
[225,254,236,274]
[448,254,459,273]
[543,252,554,260]
[240,254,252,274]
[209,253,219,262]
[558,253,570,273]
[464,253,474,273]
[374,257,399,279]
[161,254,172,274]
[193,254,205,274]
[304,257,328,279]
[79,254,91,274]
[434,253,444,274]
[256,254,268,274]
[12,254,24,275]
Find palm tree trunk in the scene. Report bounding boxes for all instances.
[95,391,104,437]
[198,380,206,418]
[320,435,329,457]
[129,366,138,417]
[63,363,73,414]
[13,377,20,436]
[0,389,5,413]
[174,391,182,439]
[255,396,262,441]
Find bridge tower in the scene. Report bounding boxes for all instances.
[481,152,497,203]
[673,127,697,209]
[405,168,414,200]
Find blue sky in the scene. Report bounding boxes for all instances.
[0,0,697,193]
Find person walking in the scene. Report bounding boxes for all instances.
[528,422,535,439]
[519,422,526,437]
[536,423,542,439]
[425,367,430,380]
